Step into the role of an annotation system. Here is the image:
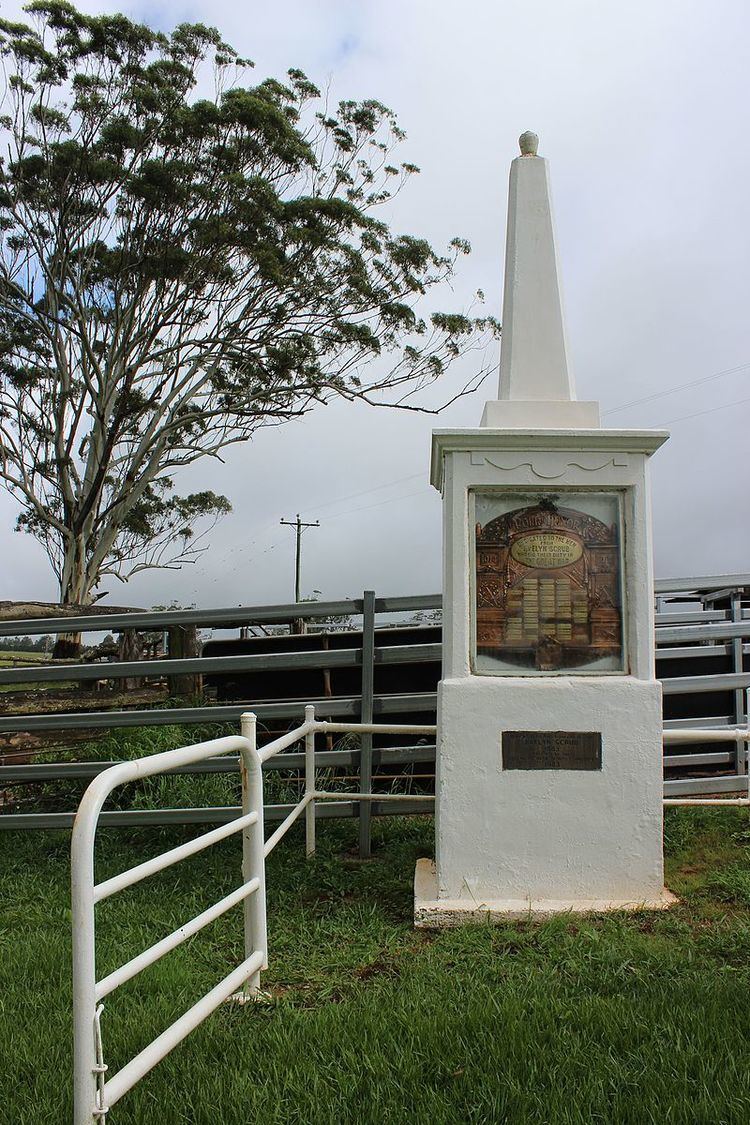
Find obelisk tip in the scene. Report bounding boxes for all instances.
[518,130,539,157]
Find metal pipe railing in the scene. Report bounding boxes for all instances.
[0,691,439,733]
[0,592,444,637]
[71,732,265,1125]
[96,876,261,1001]
[7,572,749,637]
[263,793,313,858]
[68,688,750,1122]
[4,578,750,840]
[2,668,746,734]
[94,811,258,902]
[102,949,266,1111]
[304,704,316,856]
[72,706,438,1123]
[0,640,442,686]
[662,698,750,805]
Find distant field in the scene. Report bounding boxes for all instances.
[0,649,52,665]
[0,649,57,692]
[0,650,73,698]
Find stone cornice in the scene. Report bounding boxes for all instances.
[430,428,670,490]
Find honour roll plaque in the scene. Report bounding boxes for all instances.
[472,491,626,674]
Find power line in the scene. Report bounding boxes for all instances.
[210,537,282,580]
[178,375,750,602]
[298,471,424,516]
[324,487,433,522]
[602,360,750,417]
[197,516,280,573]
[656,394,750,428]
[185,472,427,592]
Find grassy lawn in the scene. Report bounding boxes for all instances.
[0,650,52,665]
[0,649,55,693]
[0,681,75,695]
[2,808,750,1124]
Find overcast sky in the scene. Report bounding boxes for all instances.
[1,0,749,610]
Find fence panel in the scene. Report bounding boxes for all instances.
[3,577,750,829]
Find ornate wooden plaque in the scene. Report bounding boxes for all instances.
[502,730,602,770]
[473,492,625,673]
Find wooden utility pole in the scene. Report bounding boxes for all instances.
[278,515,319,607]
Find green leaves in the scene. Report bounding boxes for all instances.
[430,312,475,336]
[121,486,231,542]
[30,103,70,132]
[0,1,498,604]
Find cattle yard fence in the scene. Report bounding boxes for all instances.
[3,576,750,851]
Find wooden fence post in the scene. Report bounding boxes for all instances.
[167,625,202,699]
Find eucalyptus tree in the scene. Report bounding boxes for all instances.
[0,1,496,617]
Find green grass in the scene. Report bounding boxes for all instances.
[0,648,56,691]
[0,649,52,665]
[2,809,750,1124]
[24,724,328,816]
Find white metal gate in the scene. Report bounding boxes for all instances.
[71,707,435,1123]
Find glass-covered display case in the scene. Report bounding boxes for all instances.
[472,490,626,674]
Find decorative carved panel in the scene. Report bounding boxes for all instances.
[473,492,625,674]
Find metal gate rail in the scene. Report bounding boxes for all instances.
[663,723,750,805]
[72,707,435,1124]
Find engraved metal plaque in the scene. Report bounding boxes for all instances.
[473,491,626,675]
[502,730,602,771]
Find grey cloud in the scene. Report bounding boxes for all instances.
[1,0,747,608]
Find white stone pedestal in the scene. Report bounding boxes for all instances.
[415,427,676,925]
[414,860,676,927]
[414,675,677,926]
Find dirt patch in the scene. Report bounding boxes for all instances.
[356,957,400,981]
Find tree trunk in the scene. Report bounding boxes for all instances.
[53,537,93,659]
[117,629,144,690]
[52,633,83,659]
[167,625,202,699]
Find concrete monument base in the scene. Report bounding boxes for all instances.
[427,677,672,917]
[414,859,677,927]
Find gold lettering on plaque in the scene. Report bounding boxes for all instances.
[510,533,583,569]
[475,496,623,672]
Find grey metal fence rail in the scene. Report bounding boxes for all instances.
[2,578,749,841]
[656,574,750,793]
[0,593,441,637]
[0,591,440,850]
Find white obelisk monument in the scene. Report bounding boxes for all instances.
[415,132,676,923]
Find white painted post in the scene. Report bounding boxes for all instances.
[304,704,316,856]
[71,805,100,1124]
[240,712,267,996]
